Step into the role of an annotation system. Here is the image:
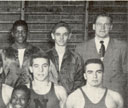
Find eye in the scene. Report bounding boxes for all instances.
[33,64,39,68]
[97,70,102,74]
[55,33,60,36]
[42,64,48,68]
[87,70,93,74]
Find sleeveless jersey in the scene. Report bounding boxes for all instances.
[80,88,107,108]
[0,84,6,108]
[29,82,60,108]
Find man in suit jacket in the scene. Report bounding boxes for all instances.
[76,12,127,101]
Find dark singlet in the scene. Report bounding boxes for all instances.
[0,84,6,108]
[80,88,107,108]
[29,82,60,108]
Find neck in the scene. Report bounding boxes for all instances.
[33,79,49,87]
[85,83,103,91]
[95,35,109,40]
[14,42,27,49]
[55,44,66,54]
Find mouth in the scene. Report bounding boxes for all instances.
[14,104,22,108]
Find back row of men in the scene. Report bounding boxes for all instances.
[0,11,127,108]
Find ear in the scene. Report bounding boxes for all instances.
[93,24,96,30]
[0,67,3,74]
[68,33,72,39]
[84,73,87,80]
[109,24,113,30]
[29,66,33,73]
[51,33,55,40]
[11,32,14,37]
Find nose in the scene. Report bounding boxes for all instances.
[39,66,43,72]
[15,98,21,104]
[101,24,105,30]
[93,72,97,78]
[60,35,64,40]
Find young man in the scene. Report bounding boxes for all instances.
[27,51,67,108]
[76,12,127,98]
[7,85,30,108]
[2,20,41,87]
[66,59,123,108]
[47,21,85,95]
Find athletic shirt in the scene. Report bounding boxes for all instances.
[29,82,60,108]
[80,88,107,108]
[0,84,6,108]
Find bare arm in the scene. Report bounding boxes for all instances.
[54,85,67,108]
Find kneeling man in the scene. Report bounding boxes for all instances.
[66,58,123,108]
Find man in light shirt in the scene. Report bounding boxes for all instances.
[47,21,85,95]
[66,59,123,108]
[76,12,127,101]
[2,20,41,87]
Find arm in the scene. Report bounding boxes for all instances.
[115,92,124,108]
[2,84,13,105]
[54,85,67,108]
[73,54,85,91]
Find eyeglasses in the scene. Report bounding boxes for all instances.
[96,23,111,28]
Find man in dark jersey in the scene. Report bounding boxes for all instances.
[27,51,67,108]
[66,59,123,108]
[7,85,30,108]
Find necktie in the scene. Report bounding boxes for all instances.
[99,41,105,57]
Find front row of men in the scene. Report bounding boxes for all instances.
[1,51,123,108]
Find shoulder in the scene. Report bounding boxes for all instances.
[54,84,67,95]
[112,38,127,48]
[46,48,54,54]
[66,88,84,107]
[54,84,67,102]
[2,84,13,92]
[68,88,83,102]
[107,89,123,104]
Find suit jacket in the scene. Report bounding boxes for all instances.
[76,38,127,96]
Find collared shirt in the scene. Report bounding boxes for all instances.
[95,36,110,54]
[47,47,85,95]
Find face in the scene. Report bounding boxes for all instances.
[52,27,71,46]
[11,90,29,108]
[84,63,103,87]
[12,25,28,44]
[93,16,112,38]
[31,58,49,81]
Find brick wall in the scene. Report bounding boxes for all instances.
[88,1,128,40]
[0,1,127,50]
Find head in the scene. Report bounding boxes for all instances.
[11,85,30,108]
[29,51,50,82]
[84,59,104,87]
[11,20,28,44]
[51,21,71,46]
[93,12,113,38]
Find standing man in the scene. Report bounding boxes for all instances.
[27,51,67,108]
[66,59,123,108]
[76,12,127,97]
[2,20,41,87]
[47,21,85,95]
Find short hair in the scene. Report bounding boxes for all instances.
[51,21,71,33]
[12,85,30,100]
[30,50,50,66]
[84,58,104,72]
[12,20,28,32]
[94,11,113,24]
